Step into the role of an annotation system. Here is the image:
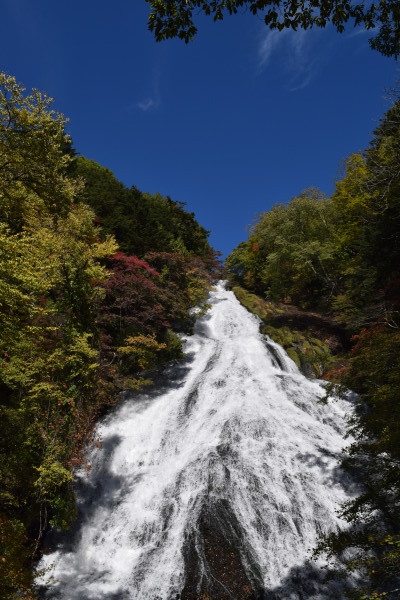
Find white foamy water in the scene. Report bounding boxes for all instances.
[37,283,354,599]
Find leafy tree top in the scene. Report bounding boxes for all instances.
[0,73,79,231]
[74,157,212,259]
[146,0,400,57]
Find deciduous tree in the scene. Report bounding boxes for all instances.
[146,0,400,57]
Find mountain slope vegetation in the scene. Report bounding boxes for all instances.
[226,97,400,599]
[0,72,218,599]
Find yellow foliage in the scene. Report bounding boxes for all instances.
[34,458,73,499]
[118,335,167,370]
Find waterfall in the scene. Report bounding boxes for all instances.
[36,282,356,599]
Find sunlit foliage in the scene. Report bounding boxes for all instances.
[0,73,215,599]
[227,96,400,597]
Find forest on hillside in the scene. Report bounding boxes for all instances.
[226,96,400,599]
[0,73,219,599]
[1,66,400,600]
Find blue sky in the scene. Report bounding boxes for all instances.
[1,0,398,256]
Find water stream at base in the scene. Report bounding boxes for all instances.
[37,282,356,599]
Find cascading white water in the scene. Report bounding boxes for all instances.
[37,283,355,599]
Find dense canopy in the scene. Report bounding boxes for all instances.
[0,73,218,599]
[226,95,400,598]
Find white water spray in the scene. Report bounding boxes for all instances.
[37,283,354,599]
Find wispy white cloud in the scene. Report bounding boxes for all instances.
[136,70,161,112]
[257,28,320,91]
[348,26,376,38]
[258,29,285,68]
[137,97,160,111]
